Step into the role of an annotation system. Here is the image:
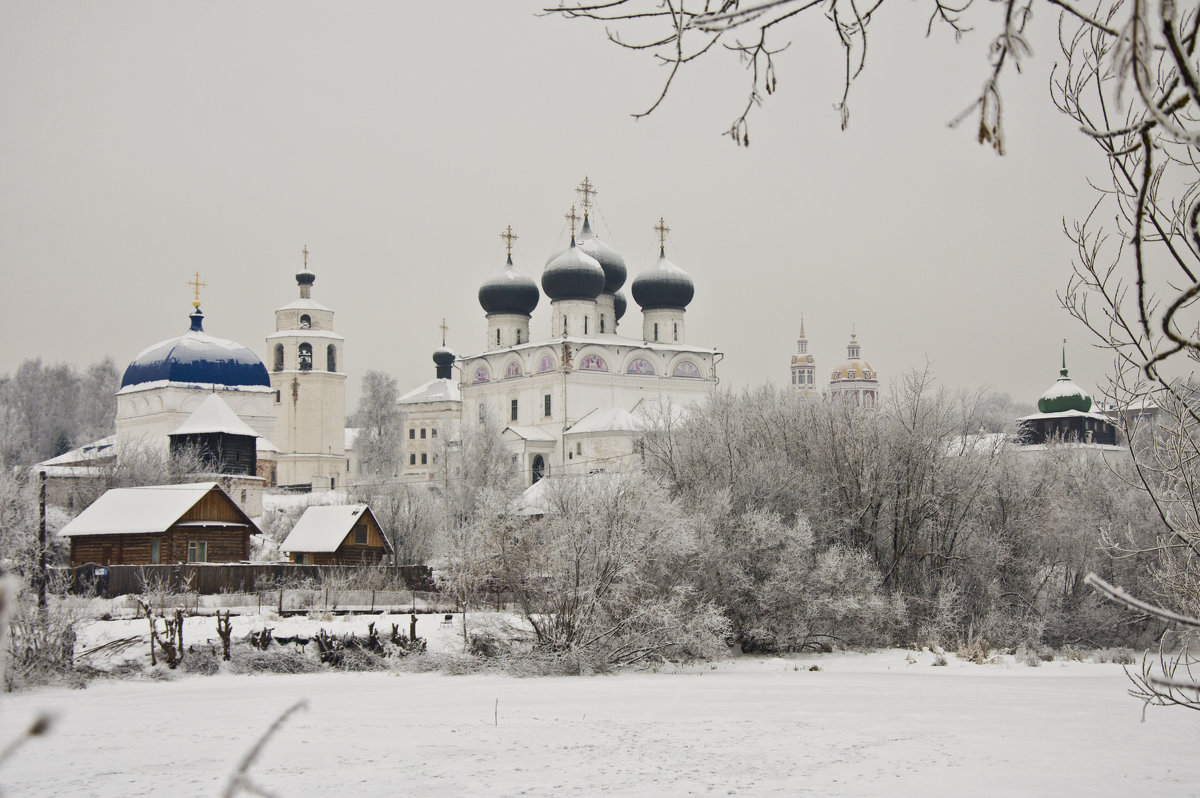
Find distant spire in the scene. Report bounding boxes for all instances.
[800,315,806,337]
[187,271,206,310]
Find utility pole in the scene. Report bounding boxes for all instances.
[37,470,47,611]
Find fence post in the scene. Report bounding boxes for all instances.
[370,588,375,613]
[278,588,283,615]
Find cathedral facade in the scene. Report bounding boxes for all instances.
[458,197,720,486]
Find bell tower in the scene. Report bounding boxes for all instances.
[266,246,347,489]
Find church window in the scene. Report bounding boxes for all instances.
[327,345,337,372]
[298,343,313,371]
[516,330,522,344]
[673,323,678,341]
[563,315,568,336]
[409,429,415,439]
[672,361,702,379]
[478,403,485,422]
[653,323,659,341]
[273,345,284,372]
[300,314,311,329]
[580,354,608,372]
[274,390,281,404]
[409,453,416,465]
[420,428,426,439]
[626,358,655,376]
[584,317,589,335]
[544,394,551,417]
[421,453,427,465]
[600,315,606,333]
[431,428,437,438]
[511,399,518,421]
[504,360,522,379]
[497,329,501,347]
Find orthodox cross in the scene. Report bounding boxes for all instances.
[188,271,207,309]
[653,217,670,249]
[565,205,580,238]
[576,176,597,212]
[500,225,518,256]
[440,318,449,346]
[302,244,309,269]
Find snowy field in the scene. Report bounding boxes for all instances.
[2,646,1198,797]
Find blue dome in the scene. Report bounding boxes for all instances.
[120,309,271,389]
[479,255,540,316]
[632,249,694,311]
[542,240,604,301]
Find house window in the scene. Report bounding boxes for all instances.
[187,541,207,563]
[327,345,337,372]
[511,399,518,421]
[354,524,368,545]
[409,453,416,465]
[421,453,428,465]
[273,344,284,372]
[544,394,552,417]
[409,428,416,439]
[151,538,161,564]
[300,314,311,329]
[298,343,313,371]
[420,428,427,439]
[576,442,582,455]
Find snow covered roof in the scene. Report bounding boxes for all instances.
[121,310,270,390]
[256,437,280,454]
[37,435,116,468]
[277,297,331,313]
[171,394,260,438]
[279,504,391,553]
[462,332,720,359]
[265,329,344,342]
[566,407,640,435]
[1018,409,1113,422]
[58,482,254,537]
[504,425,557,442]
[399,377,461,404]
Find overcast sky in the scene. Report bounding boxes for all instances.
[0,1,1115,408]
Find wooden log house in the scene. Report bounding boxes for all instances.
[59,482,258,567]
[279,505,392,566]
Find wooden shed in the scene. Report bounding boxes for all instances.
[279,505,392,566]
[58,482,258,567]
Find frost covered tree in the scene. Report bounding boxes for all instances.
[0,357,119,468]
[351,370,403,480]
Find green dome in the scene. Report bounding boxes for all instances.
[1037,360,1092,414]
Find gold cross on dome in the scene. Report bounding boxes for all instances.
[439,318,449,346]
[565,205,580,238]
[302,244,309,268]
[500,225,518,256]
[653,217,670,249]
[187,271,207,309]
[576,176,597,212]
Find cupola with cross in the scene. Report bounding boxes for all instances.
[631,217,694,344]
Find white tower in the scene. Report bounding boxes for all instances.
[266,247,347,489]
[790,318,816,395]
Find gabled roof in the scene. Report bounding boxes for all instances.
[279,504,392,553]
[503,425,557,442]
[399,377,461,404]
[37,435,116,467]
[171,394,260,438]
[58,482,256,538]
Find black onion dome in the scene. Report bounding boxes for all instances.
[121,309,271,389]
[542,241,604,301]
[576,215,627,294]
[432,346,456,368]
[613,290,628,321]
[296,268,315,287]
[479,255,540,316]
[631,249,695,311]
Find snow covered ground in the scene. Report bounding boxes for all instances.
[1,646,1197,797]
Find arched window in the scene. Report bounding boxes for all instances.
[504,360,522,379]
[496,329,501,347]
[532,455,546,484]
[300,314,311,329]
[672,361,702,379]
[327,344,337,372]
[580,354,608,372]
[653,322,659,341]
[600,315,606,334]
[537,354,556,373]
[298,343,313,371]
[626,357,656,375]
[473,366,490,384]
[273,344,284,372]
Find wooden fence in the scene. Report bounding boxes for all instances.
[56,563,435,599]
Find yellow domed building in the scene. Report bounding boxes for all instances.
[828,332,879,407]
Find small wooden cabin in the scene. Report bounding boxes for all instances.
[279,505,392,566]
[58,482,258,567]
